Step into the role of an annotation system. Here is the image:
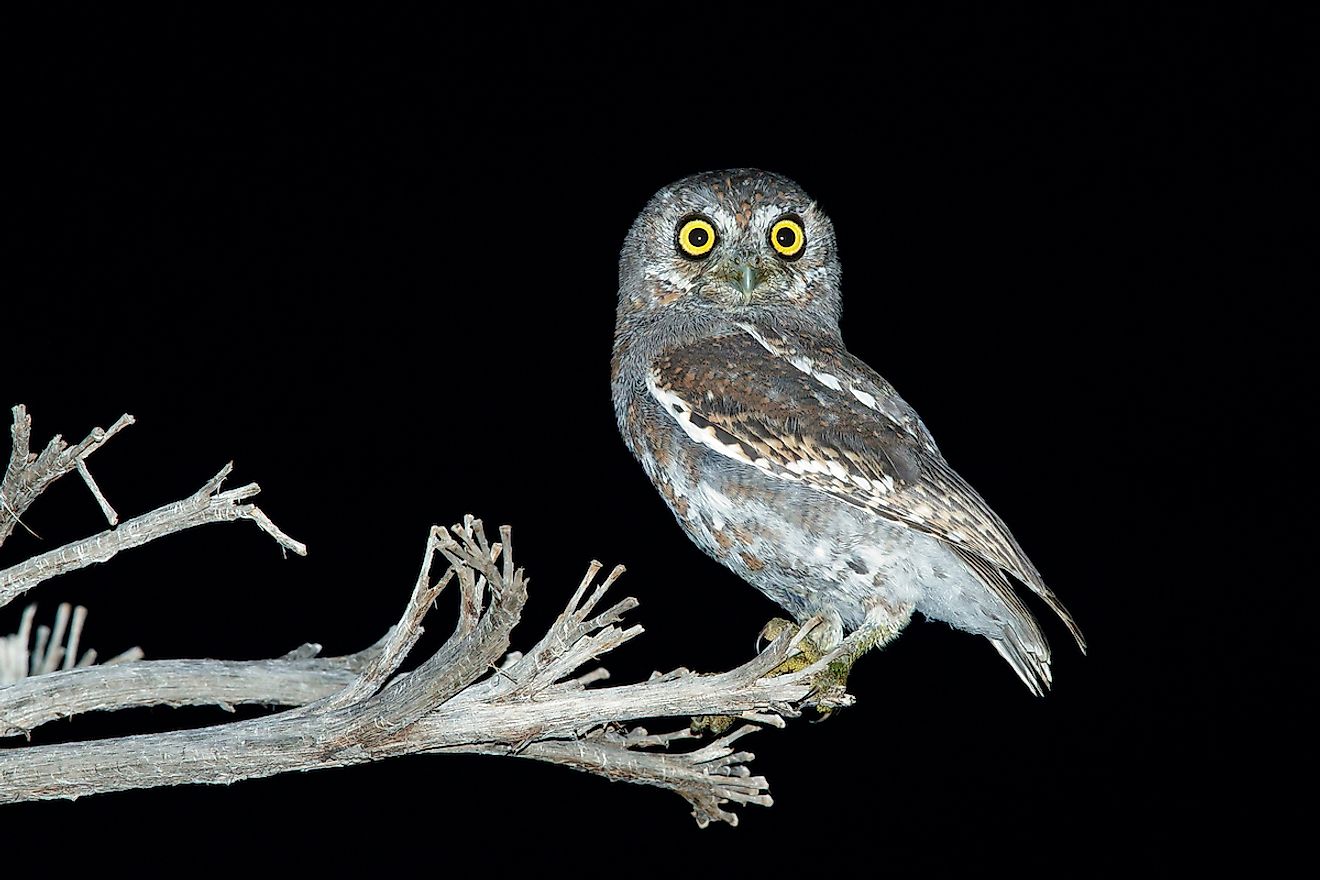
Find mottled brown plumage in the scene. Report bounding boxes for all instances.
[613,169,1084,694]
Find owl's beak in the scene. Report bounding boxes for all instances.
[709,259,765,306]
[734,264,760,299]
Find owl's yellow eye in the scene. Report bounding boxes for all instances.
[769,215,806,260]
[676,215,718,259]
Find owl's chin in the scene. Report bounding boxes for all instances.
[695,283,763,308]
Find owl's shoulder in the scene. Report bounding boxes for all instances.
[653,320,940,457]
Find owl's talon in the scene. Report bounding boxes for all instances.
[692,618,832,735]
[787,614,832,652]
[760,615,834,676]
[690,714,736,735]
[803,653,858,717]
[757,616,798,650]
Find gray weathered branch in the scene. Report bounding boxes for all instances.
[0,405,135,546]
[0,405,850,826]
[0,406,305,611]
[0,517,848,824]
[445,724,772,828]
[0,601,144,690]
[0,463,306,609]
[0,639,383,739]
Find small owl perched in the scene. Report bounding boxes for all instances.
[611,169,1085,694]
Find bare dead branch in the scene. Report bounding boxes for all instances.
[75,459,119,525]
[363,517,531,731]
[0,406,135,546]
[0,462,306,609]
[0,602,142,688]
[0,641,382,739]
[315,528,454,711]
[445,724,772,827]
[0,406,854,826]
[0,604,37,684]
[0,518,846,825]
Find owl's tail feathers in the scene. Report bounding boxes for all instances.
[991,634,1052,697]
[951,545,1057,696]
[1024,570,1088,655]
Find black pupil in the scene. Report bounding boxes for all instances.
[777,226,797,247]
[689,227,709,247]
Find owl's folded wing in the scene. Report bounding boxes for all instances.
[647,324,1085,651]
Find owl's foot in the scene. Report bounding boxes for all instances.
[689,617,828,735]
[690,617,843,733]
[807,644,864,718]
[690,713,736,735]
[808,612,915,715]
[689,614,900,733]
[759,616,836,673]
[763,613,913,716]
[760,615,856,717]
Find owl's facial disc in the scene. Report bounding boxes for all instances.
[621,170,843,328]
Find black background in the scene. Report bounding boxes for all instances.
[4,8,1308,872]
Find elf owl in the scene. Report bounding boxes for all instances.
[611,169,1085,694]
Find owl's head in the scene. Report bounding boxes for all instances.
[617,170,842,334]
